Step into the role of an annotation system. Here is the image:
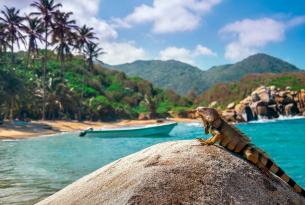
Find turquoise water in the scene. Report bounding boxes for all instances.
[0,119,305,205]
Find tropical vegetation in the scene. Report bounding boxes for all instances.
[0,0,192,121]
[1,0,304,122]
[195,72,305,109]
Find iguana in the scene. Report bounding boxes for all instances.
[194,107,305,197]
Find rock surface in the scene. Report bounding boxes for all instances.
[36,141,305,205]
[222,86,305,123]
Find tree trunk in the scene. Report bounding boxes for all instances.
[78,57,86,121]
[11,38,14,66]
[9,38,15,121]
[60,49,64,77]
[27,41,31,68]
[9,97,14,120]
[42,29,48,120]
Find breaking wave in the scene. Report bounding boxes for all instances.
[249,115,305,124]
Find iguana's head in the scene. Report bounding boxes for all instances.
[195,107,222,129]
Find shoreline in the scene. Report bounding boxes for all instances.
[1,115,304,140]
[0,118,200,140]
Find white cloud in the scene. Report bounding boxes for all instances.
[194,44,217,56]
[1,0,117,41]
[101,42,147,65]
[59,0,117,41]
[286,15,305,28]
[160,44,216,65]
[61,0,145,65]
[113,0,221,34]
[160,47,194,64]
[220,16,305,61]
[0,0,149,65]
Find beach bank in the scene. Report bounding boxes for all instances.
[0,118,199,140]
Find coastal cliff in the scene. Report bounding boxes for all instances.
[36,140,305,205]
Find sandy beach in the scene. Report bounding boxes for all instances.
[0,118,199,140]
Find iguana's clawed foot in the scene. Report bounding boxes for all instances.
[196,138,208,145]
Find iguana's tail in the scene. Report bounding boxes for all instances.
[258,150,305,197]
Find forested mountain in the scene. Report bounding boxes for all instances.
[109,53,301,96]
[106,60,207,96]
[204,53,300,86]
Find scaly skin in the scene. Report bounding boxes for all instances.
[195,107,305,197]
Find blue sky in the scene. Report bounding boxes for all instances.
[1,0,305,69]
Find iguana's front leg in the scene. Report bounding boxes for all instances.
[197,129,222,145]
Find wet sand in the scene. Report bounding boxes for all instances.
[0,118,199,140]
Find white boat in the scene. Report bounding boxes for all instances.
[79,121,178,137]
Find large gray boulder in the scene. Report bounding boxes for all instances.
[36,141,305,205]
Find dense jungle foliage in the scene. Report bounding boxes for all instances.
[0,52,192,121]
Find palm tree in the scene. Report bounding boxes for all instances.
[0,7,26,120]
[75,25,97,121]
[75,25,97,52]
[0,23,5,52]
[30,0,62,120]
[84,42,104,71]
[0,22,9,63]
[45,76,77,119]
[23,16,44,66]
[52,11,77,71]
[0,6,26,65]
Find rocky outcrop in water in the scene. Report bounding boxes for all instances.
[222,86,305,122]
[36,140,305,205]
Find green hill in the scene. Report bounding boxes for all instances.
[204,53,300,85]
[107,60,208,96]
[108,53,301,96]
[195,72,305,108]
[0,52,192,121]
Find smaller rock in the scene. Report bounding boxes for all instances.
[270,90,277,97]
[257,105,268,117]
[256,86,271,103]
[234,103,245,114]
[240,96,252,105]
[284,103,299,116]
[209,101,218,108]
[279,91,287,97]
[251,101,270,118]
[222,110,237,122]
[251,92,260,102]
[269,85,276,91]
[235,114,246,123]
[244,105,256,122]
[275,95,285,104]
[227,102,235,109]
[267,105,279,118]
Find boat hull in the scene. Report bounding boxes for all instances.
[83,122,177,138]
